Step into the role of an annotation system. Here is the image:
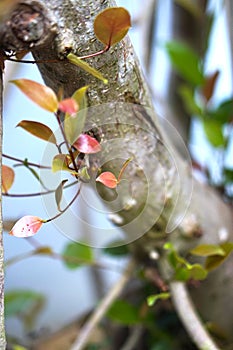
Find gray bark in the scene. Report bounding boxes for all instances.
[0,0,233,343]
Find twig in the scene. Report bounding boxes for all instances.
[120,325,144,350]
[170,281,222,350]
[70,258,136,350]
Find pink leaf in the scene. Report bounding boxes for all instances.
[9,215,44,238]
[73,134,101,154]
[58,98,79,115]
[96,172,118,189]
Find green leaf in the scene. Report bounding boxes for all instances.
[179,85,202,116]
[52,154,78,175]
[205,242,233,271]
[224,168,233,184]
[67,53,108,84]
[17,120,57,144]
[62,242,93,269]
[5,290,44,317]
[79,166,90,182]
[103,241,129,256]
[165,41,204,86]
[190,244,226,257]
[207,99,233,124]
[94,7,131,47]
[147,292,170,307]
[55,179,68,211]
[10,79,58,112]
[188,264,208,280]
[107,300,140,325]
[64,86,88,145]
[174,267,190,281]
[203,119,225,147]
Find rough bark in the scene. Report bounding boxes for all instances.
[0,0,233,343]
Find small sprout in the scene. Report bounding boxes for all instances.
[96,157,133,189]
[73,134,101,154]
[9,215,44,238]
[10,79,58,112]
[58,98,79,115]
[96,171,118,189]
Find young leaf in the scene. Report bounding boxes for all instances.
[202,70,219,102]
[17,120,57,144]
[10,79,58,112]
[94,7,131,47]
[5,290,44,317]
[179,85,202,116]
[103,241,129,256]
[9,216,44,238]
[55,179,68,211]
[147,292,170,307]
[2,165,15,193]
[58,98,78,115]
[190,244,225,257]
[67,53,108,84]
[64,86,88,145]
[73,134,101,154]
[165,41,204,86]
[52,154,77,175]
[203,119,225,147]
[188,264,208,281]
[96,171,118,189]
[62,242,93,269]
[205,242,233,271]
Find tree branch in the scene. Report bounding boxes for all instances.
[70,258,136,350]
[170,281,221,350]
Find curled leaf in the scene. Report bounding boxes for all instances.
[58,98,78,115]
[55,179,68,211]
[2,165,15,193]
[9,215,44,238]
[17,120,57,144]
[73,134,101,154]
[94,7,131,47]
[10,79,58,112]
[67,53,108,84]
[96,171,118,189]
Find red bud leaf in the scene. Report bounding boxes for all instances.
[17,120,57,144]
[94,7,131,47]
[2,165,15,193]
[96,171,118,189]
[58,98,79,115]
[9,215,43,238]
[10,79,58,112]
[73,134,101,154]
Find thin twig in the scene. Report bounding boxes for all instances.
[120,325,144,350]
[170,281,222,350]
[3,153,51,169]
[70,258,136,350]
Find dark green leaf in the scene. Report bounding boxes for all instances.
[165,41,204,86]
[207,99,233,124]
[107,300,140,325]
[62,242,93,269]
[203,119,225,147]
[147,292,170,307]
[5,290,44,317]
[224,168,233,184]
[103,241,129,256]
